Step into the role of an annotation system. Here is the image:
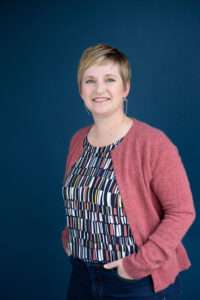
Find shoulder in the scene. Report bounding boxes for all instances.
[68,123,92,147]
[131,119,183,177]
[133,118,178,151]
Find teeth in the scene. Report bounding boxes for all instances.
[94,98,109,102]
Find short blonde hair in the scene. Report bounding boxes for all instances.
[77,43,131,93]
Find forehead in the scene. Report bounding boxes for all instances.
[83,62,121,78]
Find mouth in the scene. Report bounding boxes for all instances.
[93,97,110,103]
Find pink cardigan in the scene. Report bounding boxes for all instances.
[62,117,195,292]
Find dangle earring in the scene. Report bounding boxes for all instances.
[123,98,128,115]
[84,103,91,115]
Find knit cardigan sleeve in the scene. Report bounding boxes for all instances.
[122,132,196,279]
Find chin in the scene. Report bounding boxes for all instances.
[92,111,111,117]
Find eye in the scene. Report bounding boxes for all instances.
[106,78,115,82]
[86,79,95,84]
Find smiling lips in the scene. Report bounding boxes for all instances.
[93,97,110,103]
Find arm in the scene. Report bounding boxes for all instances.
[122,133,196,279]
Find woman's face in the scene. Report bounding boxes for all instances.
[81,62,130,118]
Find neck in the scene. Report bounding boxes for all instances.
[91,112,129,140]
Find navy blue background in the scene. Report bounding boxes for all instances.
[1,1,199,299]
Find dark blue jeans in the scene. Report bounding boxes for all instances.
[67,255,182,299]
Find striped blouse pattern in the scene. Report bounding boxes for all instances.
[62,134,138,263]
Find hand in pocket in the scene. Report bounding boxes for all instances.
[65,247,71,257]
[104,258,135,280]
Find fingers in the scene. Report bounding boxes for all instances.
[104,259,122,269]
[65,248,71,257]
[103,258,135,279]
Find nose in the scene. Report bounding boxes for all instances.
[96,82,106,94]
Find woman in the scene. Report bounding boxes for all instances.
[61,43,195,299]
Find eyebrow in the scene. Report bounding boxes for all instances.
[83,74,117,80]
[83,76,95,80]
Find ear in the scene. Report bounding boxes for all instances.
[123,81,130,98]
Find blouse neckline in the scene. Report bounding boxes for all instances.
[83,134,124,153]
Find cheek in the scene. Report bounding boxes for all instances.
[81,88,88,99]
[112,85,124,96]
[81,86,92,98]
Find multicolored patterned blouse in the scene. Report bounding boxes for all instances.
[62,134,138,263]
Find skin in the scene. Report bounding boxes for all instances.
[65,62,135,280]
[80,62,133,147]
